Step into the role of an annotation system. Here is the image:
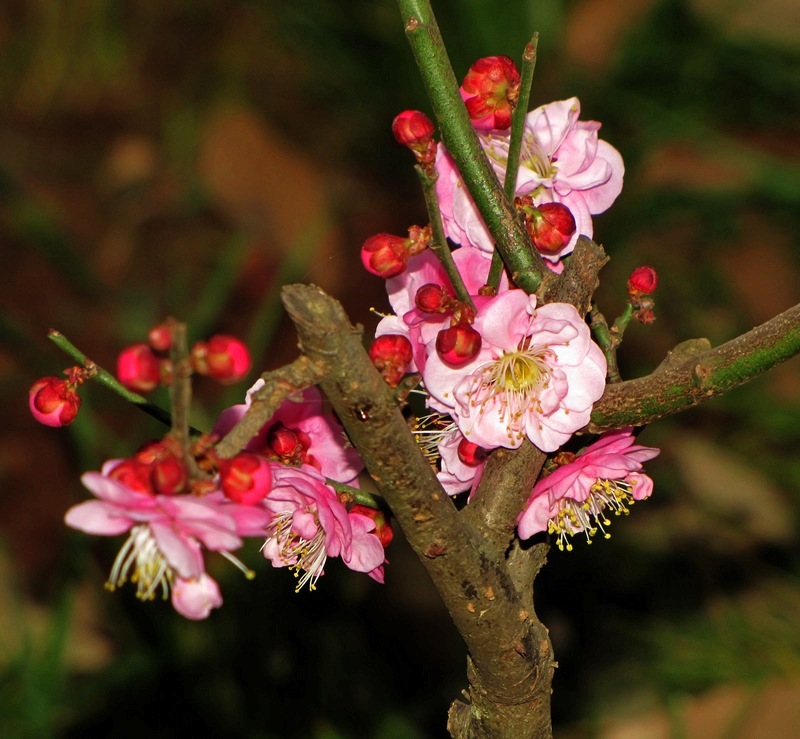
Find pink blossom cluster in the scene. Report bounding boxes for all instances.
[65,385,387,619]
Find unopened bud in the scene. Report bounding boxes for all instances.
[627,266,658,295]
[117,343,163,393]
[108,458,154,494]
[151,454,188,495]
[147,322,173,354]
[193,335,251,384]
[369,334,413,387]
[517,200,576,254]
[457,438,488,467]
[361,233,409,278]
[219,452,272,505]
[266,422,312,466]
[29,376,82,427]
[392,110,437,168]
[415,283,449,313]
[460,56,521,131]
[435,323,482,367]
[350,504,394,548]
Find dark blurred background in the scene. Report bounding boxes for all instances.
[1,0,799,736]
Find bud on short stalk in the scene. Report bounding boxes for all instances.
[392,110,437,168]
[192,335,251,384]
[117,343,163,393]
[627,265,658,296]
[516,198,576,254]
[28,375,82,427]
[219,452,272,505]
[369,334,413,387]
[457,438,488,467]
[435,322,482,367]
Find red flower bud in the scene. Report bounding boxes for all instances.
[350,504,394,548]
[147,322,173,353]
[369,334,413,387]
[627,266,658,295]
[193,335,251,384]
[519,201,576,254]
[266,422,313,466]
[392,110,437,168]
[435,323,482,367]
[108,458,154,494]
[151,454,188,496]
[460,56,521,131]
[457,438,488,467]
[117,343,163,393]
[361,233,409,278]
[415,283,449,313]
[219,452,272,505]
[29,376,82,427]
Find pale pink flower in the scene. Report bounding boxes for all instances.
[436,426,486,497]
[436,97,624,263]
[65,461,270,619]
[213,383,363,484]
[517,428,660,549]
[261,465,385,591]
[423,290,606,453]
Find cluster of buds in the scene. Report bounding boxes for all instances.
[392,110,437,171]
[360,225,432,279]
[110,437,191,496]
[28,366,89,427]
[116,322,252,393]
[413,283,482,367]
[459,55,521,131]
[627,266,658,324]
[515,197,577,255]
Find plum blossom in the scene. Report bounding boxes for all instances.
[423,289,606,453]
[436,97,624,263]
[261,464,385,590]
[65,461,271,619]
[517,428,660,550]
[213,383,363,484]
[436,426,486,497]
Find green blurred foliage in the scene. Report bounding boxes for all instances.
[1,0,798,736]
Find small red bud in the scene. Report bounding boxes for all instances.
[108,458,154,494]
[350,504,394,548]
[265,422,311,466]
[627,266,658,295]
[151,454,188,496]
[415,283,449,313]
[117,343,163,393]
[147,322,173,353]
[460,56,521,131]
[29,376,82,427]
[369,334,413,387]
[392,110,437,168]
[435,323,482,367]
[361,233,409,278]
[219,452,272,505]
[519,201,576,254]
[457,438,488,467]
[193,335,251,384]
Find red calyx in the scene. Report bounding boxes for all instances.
[460,56,521,130]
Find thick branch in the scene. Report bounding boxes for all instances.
[282,284,543,708]
[589,303,800,432]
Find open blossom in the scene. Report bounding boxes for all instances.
[261,465,385,590]
[65,461,270,619]
[517,428,660,550]
[423,290,606,453]
[436,97,624,263]
[213,382,363,484]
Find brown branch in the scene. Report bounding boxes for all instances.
[589,302,800,432]
[281,283,549,716]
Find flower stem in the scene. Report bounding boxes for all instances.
[47,329,176,428]
[488,34,539,293]
[327,480,382,508]
[168,321,194,462]
[416,163,474,310]
[398,0,544,294]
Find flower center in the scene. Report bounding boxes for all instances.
[264,511,328,592]
[548,478,638,551]
[465,344,552,443]
[107,524,174,601]
[520,130,556,180]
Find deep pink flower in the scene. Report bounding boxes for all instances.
[436,97,624,263]
[423,290,606,453]
[261,465,385,590]
[213,383,363,484]
[517,428,660,549]
[65,461,270,619]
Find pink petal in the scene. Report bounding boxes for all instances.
[171,574,222,620]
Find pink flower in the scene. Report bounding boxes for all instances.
[423,290,606,453]
[517,428,660,549]
[261,465,385,590]
[65,461,270,619]
[436,97,624,263]
[213,383,363,484]
[436,426,486,497]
